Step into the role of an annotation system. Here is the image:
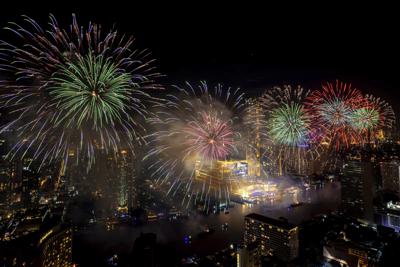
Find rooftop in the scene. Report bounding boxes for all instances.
[245,213,296,230]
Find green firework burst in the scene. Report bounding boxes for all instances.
[351,107,380,131]
[267,103,310,146]
[50,53,133,129]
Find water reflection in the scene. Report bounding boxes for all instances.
[77,182,340,257]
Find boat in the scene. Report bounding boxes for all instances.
[197,226,215,238]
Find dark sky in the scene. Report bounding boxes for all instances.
[1,2,399,99]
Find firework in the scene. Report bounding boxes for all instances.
[0,14,161,168]
[259,85,313,175]
[351,107,380,131]
[267,103,311,146]
[184,112,235,161]
[306,80,364,149]
[144,82,245,210]
[350,94,395,141]
[260,85,313,146]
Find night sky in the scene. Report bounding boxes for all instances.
[1,2,399,100]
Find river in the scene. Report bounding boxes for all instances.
[74,181,340,263]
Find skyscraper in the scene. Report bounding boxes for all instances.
[380,160,400,197]
[323,239,382,267]
[117,150,129,215]
[375,201,400,232]
[244,213,299,261]
[341,159,375,221]
[0,157,11,212]
[244,98,263,178]
[237,242,261,267]
[39,225,73,267]
[116,150,137,216]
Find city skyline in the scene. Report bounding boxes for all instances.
[1,4,400,267]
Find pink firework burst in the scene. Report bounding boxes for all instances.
[184,112,234,161]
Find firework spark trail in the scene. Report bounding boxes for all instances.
[260,85,312,146]
[350,94,395,142]
[144,81,245,210]
[259,85,314,175]
[267,103,311,147]
[184,112,234,161]
[306,80,364,150]
[0,14,161,167]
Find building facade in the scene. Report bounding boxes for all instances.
[39,226,73,267]
[237,242,261,267]
[375,201,400,232]
[323,240,381,267]
[380,160,400,196]
[244,213,299,261]
[341,160,375,221]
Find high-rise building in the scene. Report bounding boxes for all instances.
[0,158,11,211]
[244,98,263,178]
[237,242,261,267]
[323,240,381,267]
[195,160,249,186]
[244,213,299,261]
[380,160,400,196]
[21,162,39,208]
[116,150,137,215]
[375,201,400,232]
[39,225,73,267]
[341,160,375,221]
[117,150,129,214]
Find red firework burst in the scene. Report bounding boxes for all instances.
[306,80,365,150]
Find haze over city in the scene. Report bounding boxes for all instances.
[0,2,399,267]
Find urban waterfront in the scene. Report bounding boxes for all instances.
[74,182,340,262]
[1,5,400,267]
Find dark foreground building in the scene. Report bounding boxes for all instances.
[38,225,73,267]
[244,213,299,262]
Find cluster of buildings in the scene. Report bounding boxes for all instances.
[237,212,388,267]
[2,124,400,266]
[340,144,400,230]
[231,142,400,267]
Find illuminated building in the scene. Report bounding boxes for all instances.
[117,150,128,213]
[0,158,11,209]
[375,201,400,232]
[244,98,263,178]
[380,160,400,197]
[63,148,89,196]
[341,160,374,221]
[323,240,381,267]
[244,213,299,261]
[195,160,249,188]
[20,161,39,208]
[39,225,73,267]
[116,149,136,215]
[235,182,279,203]
[0,157,32,209]
[237,242,261,267]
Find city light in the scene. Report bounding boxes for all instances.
[0,8,398,267]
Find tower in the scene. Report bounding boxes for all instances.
[117,150,129,215]
[245,98,263,178]
[341,158,375,221]
[116,149,137,216]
